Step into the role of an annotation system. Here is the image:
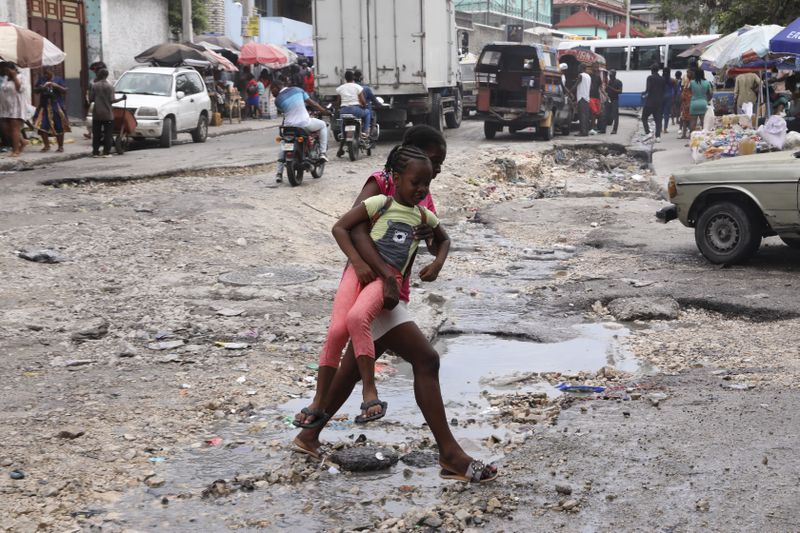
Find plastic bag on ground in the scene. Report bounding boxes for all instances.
[703,101,716,132]
[784,131,800,150]
[757,115,787,149]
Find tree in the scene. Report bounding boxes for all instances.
[659,0,800,35]
[168,0,209,36]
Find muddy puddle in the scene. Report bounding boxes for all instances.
[107,323,644,531]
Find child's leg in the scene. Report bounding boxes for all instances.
[346,272,402,418]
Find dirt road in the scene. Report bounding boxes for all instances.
[1,118,799,532]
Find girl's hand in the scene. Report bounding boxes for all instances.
[412,224,434,242]
[352,261,376,285]
[419,261,443,282]
[382,275,400,310]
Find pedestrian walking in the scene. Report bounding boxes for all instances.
[605,70,622,134]
[245,74,259,119]
[689,67,713,132]
[292,125,499,483]
[0,62,29,157]
[661,67,675,134]
[313,145,450,425]
[33,67,71,152]
[679,70,693,139]
[89,69,125,158]
[589,64,604,134]
[574,64,591,136]
[641,64,664,141]
[671,71,682,126]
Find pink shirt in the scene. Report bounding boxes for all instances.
[365,170,437,302]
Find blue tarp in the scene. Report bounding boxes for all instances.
[770,17,800,55]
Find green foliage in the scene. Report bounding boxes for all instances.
[168,0,209,35]
[659,0,800,35]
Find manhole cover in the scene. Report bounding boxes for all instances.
[218,266,318,287]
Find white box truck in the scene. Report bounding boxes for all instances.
[312,0,462,131]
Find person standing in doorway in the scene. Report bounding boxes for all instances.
[574,64,591,137]
[641,64,664,142]
[90,69,125,157]
[605,70,622,134]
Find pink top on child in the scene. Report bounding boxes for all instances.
[365,170,437,303]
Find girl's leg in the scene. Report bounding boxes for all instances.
[41,131,50,151]
[380,322,496,480]
[56,133,64,151]
[295,266,361,425]
[10,120,23,155]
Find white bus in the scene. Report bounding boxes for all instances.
[558,35,719,108]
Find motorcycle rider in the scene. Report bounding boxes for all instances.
[336,70,371,142]
[270,78,331,183]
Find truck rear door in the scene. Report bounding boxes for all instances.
[313,0,368,95]
[366,0,424,90]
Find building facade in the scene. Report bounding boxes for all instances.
[455,0,552,27]
[552,0,646,32]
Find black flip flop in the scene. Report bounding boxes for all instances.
[292,407,331,429]
[354,399,388,424]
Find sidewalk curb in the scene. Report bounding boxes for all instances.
[0,122,279,172]
[39,158,278,187]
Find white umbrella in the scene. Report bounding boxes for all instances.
[700,25,783,69]
[0,22,65,68]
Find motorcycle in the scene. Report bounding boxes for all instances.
[278,122,326,187]
[335,111,379,161]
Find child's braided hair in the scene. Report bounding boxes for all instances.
[384,144,431,176]
[402,124,447,152]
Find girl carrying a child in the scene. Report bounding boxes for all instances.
[313,145,450,424]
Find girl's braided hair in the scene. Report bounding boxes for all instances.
[384,144,431,175]
[402,124,447,152]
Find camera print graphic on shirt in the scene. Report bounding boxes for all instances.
[374,220,414,273]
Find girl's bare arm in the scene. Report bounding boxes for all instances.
[419,224,450,282]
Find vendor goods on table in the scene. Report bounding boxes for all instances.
[689,114,772,163]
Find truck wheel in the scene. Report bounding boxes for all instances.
[484,122,498,140]
[427,92,444,132]
[694,201,762,264]
[444,89,462,129]
[159,117,173,148]
[537,112,555,140]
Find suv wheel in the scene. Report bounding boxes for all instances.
[159,117,174,148]
[191,114,208,143]
[694,201,763,264]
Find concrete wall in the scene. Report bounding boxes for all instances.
[461,23,546,56]
[0,0,27,26]
[205,0,226,35]
[257,17,311,45]
[224,0,244,46]
[101,0,170,78]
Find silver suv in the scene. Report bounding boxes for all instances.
[113,66,211,148]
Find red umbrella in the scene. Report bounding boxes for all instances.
[238,42,297,68]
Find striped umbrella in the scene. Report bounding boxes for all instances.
[0,22,65,68]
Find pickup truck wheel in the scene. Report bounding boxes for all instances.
[694,201,762,264]
[159,117,174,148]
[483,121,498,140]
[191,114,208,143]
[444,89,462,129]
[537,112,555,140]
[427,92,444,132]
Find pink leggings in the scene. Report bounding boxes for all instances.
[319,264,404,368]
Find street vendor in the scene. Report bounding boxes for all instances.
[734,71,761,114]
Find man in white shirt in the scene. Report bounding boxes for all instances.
[336,70,371,138]
[574,64,591,136]
[271,79,330,183]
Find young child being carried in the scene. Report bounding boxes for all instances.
[319,145,450,424]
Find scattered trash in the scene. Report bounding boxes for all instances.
[15,248,65,263]
[556,383,605,393]
[375,452,385,461]
[147,340,185,351]
[286,311,302,319]
[206,437,223,447]
[246,390,257,396]
[590,222,599,228]
[70,319,109,342]
[216,308,245,317]
[9,470,25,480]
[215,342,249,350]
[55,429,85,440]
[180,383,192,389]
[148,457,166,463]
[235,376,246,384]
[721,382,755,390]
[327,466,340,475]
[306,362,319,371]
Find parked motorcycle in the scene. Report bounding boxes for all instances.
[335,112,379,161]
[278,124,326,187]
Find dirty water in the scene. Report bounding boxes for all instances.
[107,323,643,531]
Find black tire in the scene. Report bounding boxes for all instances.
[311,162,325,179]
[347,141,359,162]
[444,88,463,129]
[779,236,800,249]
[191,114,208,143]
[427,92,444,132]
[483,121,498,140]
[509,127,519,135]
[286,160,304,187]
[366,148,372,156]
[538,112,555,140]
[694,201,763,264]
[159,117,173,148]
[114,134,126,155]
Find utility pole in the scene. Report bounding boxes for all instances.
[625,0,630,39]
[182,0,193,42]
